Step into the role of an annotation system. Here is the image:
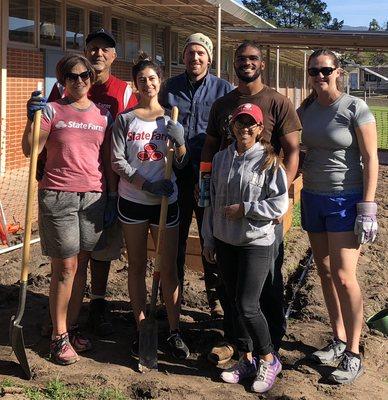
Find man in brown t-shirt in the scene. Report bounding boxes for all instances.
[202,40,301,361]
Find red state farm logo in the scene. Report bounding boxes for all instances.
[137,143,163,161]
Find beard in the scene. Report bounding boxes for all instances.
[234,66,262,83]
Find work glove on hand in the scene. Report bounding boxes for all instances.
[166,120,185,147]
[27,90,47,121]
[142,179,174,197]
[354,201,378,244]
[104,193,118,229]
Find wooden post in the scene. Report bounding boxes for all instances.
[216,4,221,78]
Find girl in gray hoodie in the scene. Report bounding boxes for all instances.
[202,103,288,394]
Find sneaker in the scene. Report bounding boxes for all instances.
[220,357,257,384]
[130,337,139,358]
[310,338,346,365]
[167,332,190,360]
[251,354,282,393]
[69,325,92,353]
[87,298,114,337]
[207,342,236,366]
[50,333,79,365]
[328,351,364,384]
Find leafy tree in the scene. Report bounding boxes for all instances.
[242,0,333,29]
[326,17,344,31]
[368,18,380,31]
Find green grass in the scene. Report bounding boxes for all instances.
[370,106,388,150]
[292,201,301,227]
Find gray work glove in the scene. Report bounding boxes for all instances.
[166,120,185,147]
[354,202,378,244]
[27,90,47,121]
[142,179,174,197]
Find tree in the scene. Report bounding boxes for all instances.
[242,0,333,29]
[326,18,344,31]
[368,18,380,31]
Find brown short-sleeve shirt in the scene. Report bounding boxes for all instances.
[206,85,302,154]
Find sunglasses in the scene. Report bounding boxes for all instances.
[234,120,260,132]
[65,70,92,82]
[307,67,337,77]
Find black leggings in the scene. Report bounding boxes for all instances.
[215,239,274,355]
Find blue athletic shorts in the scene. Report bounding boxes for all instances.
[301,189,363,233]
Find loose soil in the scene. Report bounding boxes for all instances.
[0,168,387,400]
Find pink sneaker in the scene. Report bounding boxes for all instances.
[220,357,257,384]
[251,354,282,393]
[50,333,79,365]
[69,325,92,353]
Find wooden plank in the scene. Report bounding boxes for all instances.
[289,174,303,204]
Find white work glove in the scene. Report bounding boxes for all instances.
[354,202,378,244]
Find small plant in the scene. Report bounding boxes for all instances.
[0,378,14,387]
[292,201,301,227]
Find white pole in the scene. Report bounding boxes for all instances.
[0,238,41,255]
[216,4,221,78]
[303,51,307,99]
[276,47,280,92]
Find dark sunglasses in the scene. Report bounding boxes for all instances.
[308,67,337,77]
[65,70,92,82]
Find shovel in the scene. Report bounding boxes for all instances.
[138,106,179,372]
[9,100,42,380]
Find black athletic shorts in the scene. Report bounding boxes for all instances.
[118,196,179,227]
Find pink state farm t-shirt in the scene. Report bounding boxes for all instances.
[39,99,112,192]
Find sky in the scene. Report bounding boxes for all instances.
[319,0,387,27]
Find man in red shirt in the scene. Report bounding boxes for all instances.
[28,29,138,337]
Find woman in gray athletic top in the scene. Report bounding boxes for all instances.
[298,49,378,384]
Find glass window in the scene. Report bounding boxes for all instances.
[9,0,35,44]
[140,24,152,57]
[66,6,84,50]
[125,21,140,62]
[40,0,62,47]
[89,11,103,33]
[112,17,124,58]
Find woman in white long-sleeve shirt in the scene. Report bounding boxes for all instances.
[202,103,288,394]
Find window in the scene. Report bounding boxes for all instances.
[9,0,35,44]
[125,21,140,62]
[89,11,103,33]
[112,17,124,58]
[140,24,152,57]
[66,6,84,50]
[40,0,62,47]
[171,32,178,64]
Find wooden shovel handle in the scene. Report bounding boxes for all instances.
[21,110,41,282]
[154,106,178,272]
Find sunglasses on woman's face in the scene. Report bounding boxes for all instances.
[65,70,92,82]
[234,120,260,132]
[308,67,337,77]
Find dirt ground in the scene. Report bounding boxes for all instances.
[0,167,387,400]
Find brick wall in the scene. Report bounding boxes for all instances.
[6,48,44,171]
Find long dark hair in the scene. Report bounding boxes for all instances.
[300,49,343,109]
[132,52,163,88]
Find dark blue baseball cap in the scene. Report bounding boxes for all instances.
[86,28,116,48]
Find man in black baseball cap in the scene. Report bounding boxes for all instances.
[86,28,116,48]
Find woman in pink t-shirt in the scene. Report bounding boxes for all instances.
[22,55,113,365]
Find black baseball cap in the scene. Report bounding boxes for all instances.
[85,28,116,48]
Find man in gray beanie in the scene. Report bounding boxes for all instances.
[160,33,234,359]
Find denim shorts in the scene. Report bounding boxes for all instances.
[301,189,363,233]
[38,189,105,258]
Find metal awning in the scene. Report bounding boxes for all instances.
[222,27,388,51]
[361,67,388,81]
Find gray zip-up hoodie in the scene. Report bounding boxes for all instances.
[202,142,289,248]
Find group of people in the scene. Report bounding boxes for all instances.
[22,28,378,394]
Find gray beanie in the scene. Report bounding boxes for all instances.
[183,33,213,63]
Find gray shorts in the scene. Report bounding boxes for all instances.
[38,189,106,259]
[91,220,123,262]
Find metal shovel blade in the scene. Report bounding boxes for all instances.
[138,317,158,372]
[9,316,31,380]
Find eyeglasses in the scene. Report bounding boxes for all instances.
[307,67,337,77]
[65,70,92,82]
[234,121,260,132]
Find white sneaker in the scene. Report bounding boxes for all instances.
[251,354,282,393]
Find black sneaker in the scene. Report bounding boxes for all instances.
[130,337,139,358]
[167,332,190,360]
[87,298,114,337]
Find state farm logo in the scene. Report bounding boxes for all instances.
[137,143,163,161]
[54,120,104,132]
[55,121,67,129]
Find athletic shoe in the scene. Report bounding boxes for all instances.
[130,337,139,358]
[220,357,257,384]
[50,333,79,365]
[328,351,364,384]
[69,325,92,353]
[251,354,282,393]
[87,298,114,337]
[310,338,346,364]
[167,332,190,360]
